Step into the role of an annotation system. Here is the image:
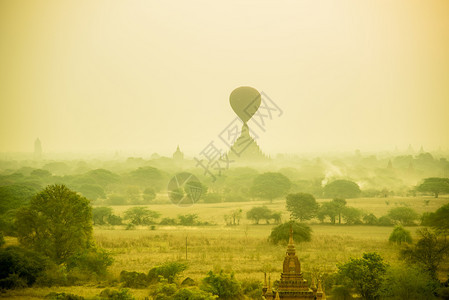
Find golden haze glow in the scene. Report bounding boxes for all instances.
[1,0,448,155]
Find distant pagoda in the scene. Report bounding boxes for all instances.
[262,226,326,300]
[172,145,184,162]
[34,138,42,160]
[227,124,268,162]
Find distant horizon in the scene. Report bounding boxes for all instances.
[1,1,448,155]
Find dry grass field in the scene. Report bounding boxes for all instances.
[3,196,449,299]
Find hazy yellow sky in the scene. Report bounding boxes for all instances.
[1,0,448,156]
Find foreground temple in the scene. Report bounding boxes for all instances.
[262,226,326,300]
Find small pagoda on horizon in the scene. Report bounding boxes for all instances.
[262,226,326,300]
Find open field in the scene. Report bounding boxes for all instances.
[3,196,449,299]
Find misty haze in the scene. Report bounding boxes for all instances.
[1,1,449,299]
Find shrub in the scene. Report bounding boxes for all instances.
[160,218,177,225]
[269,221,312,244]
[336,252,388,300]
[45,292,84,300]
[150,282,178,300]
[0,246,48,288]
[148,262,188,284]
[108,214,123,225]
[389,226,412,245]
[99,288,135,300]
[379,265,439,299]
[66,248,113,276]
[378,215,394,226]
[201,270,243,300]
[173,287,217,300]
[363,213,378,225]
[178,214,199,226]
[387,207,419,226]
[241,279,262,299]
[119,271,149,288]
[124,207,160,225]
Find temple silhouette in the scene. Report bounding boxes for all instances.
[227,124,268,161]
[227,87,269,162]
[262,226,326,300]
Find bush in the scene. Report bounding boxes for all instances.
[379,265,439,299]
[120,271,149,288]
[378,215,394,226]
[0,246,48,288]
[389,226,412,245]
[241,279,262,299]
[201,270,243,300]
[66,248,113,276]
[99,288,135,300]
[160,218,177,225]
[148,262,188,284]
[269,221,312,244]
[363,213,378,225]
[150,282,178,300]
[45,292,84,300]
[173,287,217,300]
[387,207,419,226]
[178,214,199,226]
[124,207,160,225]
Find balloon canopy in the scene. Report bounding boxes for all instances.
[229,86,261,124]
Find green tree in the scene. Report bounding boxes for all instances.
[423,203,449,235]
[250,172,291,203]
[201,270,243,300]
[128,167,164,191]
[323,180,361,199]
[126,186,141,204]
[77,184,106,201]
[387,207,419,226]
[143,187,156,202]
[0,246,48,289]
[269,221,312,244]
[83,168,120,188]
[124,207,160,225]
[379,265,439,300]
[15,184,93,263]
[246,206,272,225]
[342,207,363,225]
[92,207,113,225]
[178,214,199,226]
[363,213,378,225]
[389,225,412,245]
[148,262,187,284]
[286,193,319,221]
[400,228,449,279]
[336,252,388,300]
[0,185,38,215]
[317,198,347,224]
[173,287,217,300]
[30,169,52,178]
[417,177,449,198]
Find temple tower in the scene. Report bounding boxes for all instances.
[262,225,326,300]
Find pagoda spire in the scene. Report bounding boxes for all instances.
[287,223,295,255]
[318,279,323,293]
[266,274,273,296]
